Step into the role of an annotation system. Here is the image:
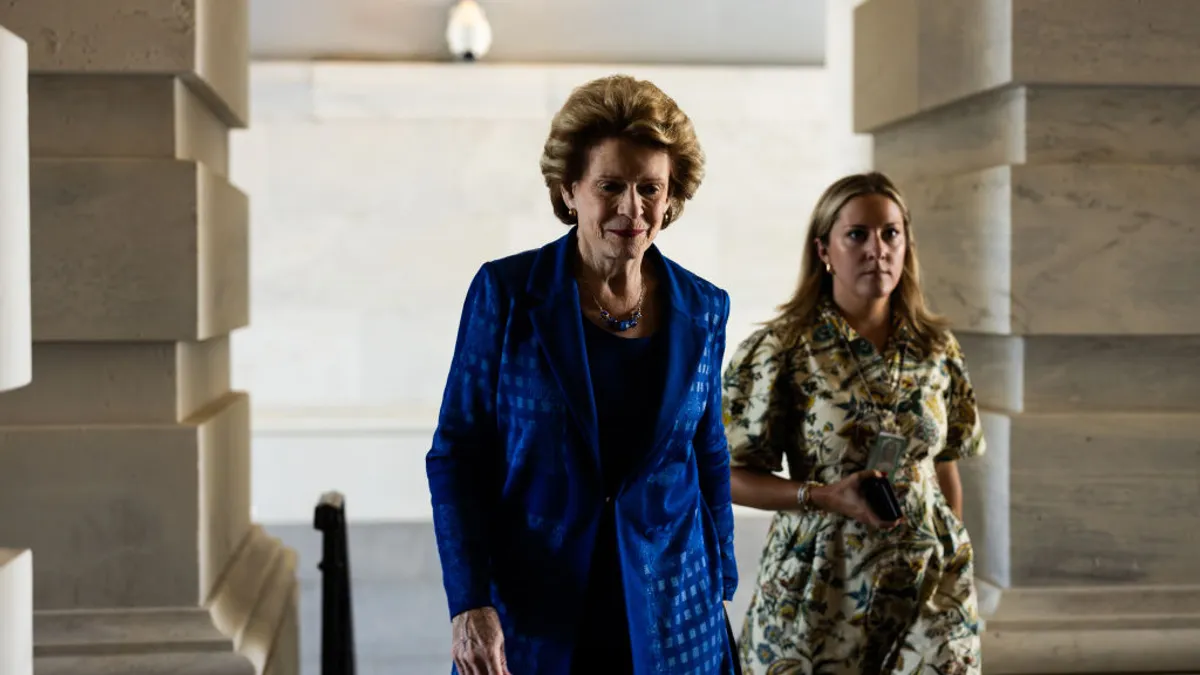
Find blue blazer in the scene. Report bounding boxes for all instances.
[427,229,738,674]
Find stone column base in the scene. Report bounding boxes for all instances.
[33,526,298,675]
[982,582,1200,674]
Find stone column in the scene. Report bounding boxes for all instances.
[0,2,298,673]
[0,549,33,675]
[854,1,1200,672]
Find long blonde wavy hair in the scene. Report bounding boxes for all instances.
[769,172,949,353]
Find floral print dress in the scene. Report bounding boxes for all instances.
[722,301,986,675]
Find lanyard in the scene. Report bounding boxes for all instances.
[833,321,908,434]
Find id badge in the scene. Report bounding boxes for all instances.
[866,432,908,483]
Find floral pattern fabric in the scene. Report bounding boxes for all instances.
[722,301,986,675]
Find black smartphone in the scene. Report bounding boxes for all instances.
[861,474,903,522]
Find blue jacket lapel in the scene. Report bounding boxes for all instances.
[526,230,601,463]
[524,229,712,471]
[648,251,708,454]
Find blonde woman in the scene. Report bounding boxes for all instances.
[723,172,985,674]
[428,75,740,675]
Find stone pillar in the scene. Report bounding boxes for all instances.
[853,1,1200,672]
[0,549,33,675]
[0,2,298,673]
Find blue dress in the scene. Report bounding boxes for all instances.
[573,320,663,671]
[427,228,739,675]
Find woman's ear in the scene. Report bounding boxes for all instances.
[815,239,830,265]
[560,184,575,211]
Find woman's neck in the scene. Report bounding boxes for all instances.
[832,287,891,349]
[577,242,645,300]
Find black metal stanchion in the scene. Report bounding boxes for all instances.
[314,490,356,675]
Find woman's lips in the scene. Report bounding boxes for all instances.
[609,229,646,239]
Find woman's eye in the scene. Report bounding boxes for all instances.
[848,230,867,241]
[639,185,661,196]
[883,228,901,240]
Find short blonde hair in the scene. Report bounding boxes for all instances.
[539,75,704,227]
[771,172,949,352]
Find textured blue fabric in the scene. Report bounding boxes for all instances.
[427,228,738,674]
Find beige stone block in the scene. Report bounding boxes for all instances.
[0,393,251,610]
[30,76,229,177]
[1024,87,1200,168]
[1012,0,1200,88]
[983,586,1200,673]
[954,332,1023,412]
[1008,412,1200,586]
[874,86,1200,182]
[914,0,1012,113]
[957,333,1200,413]
[853,0,919,133]
[31,159,249,342]
[35,653,255,675]
[854,0,1200,131]
[960,412,1011,588]
[906,166,1012,334]
[0,0,248,127]
[1011,163,1200,335]
[0,339,229,425]
[873,87,1024,184]
[34,528,297,674]
[907,163,1200,336]
[0,549,33,675]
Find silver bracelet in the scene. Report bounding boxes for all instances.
[796,481,823,511]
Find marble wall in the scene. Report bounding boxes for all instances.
[0,1,297,672]
[231,62,872,523]
[854,0,1200,671]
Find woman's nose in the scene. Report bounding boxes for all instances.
[617,187,642,218]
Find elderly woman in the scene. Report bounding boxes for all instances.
[723,172,986,674]
[426,74,740,675]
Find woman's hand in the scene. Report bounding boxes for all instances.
[451,607,512,675]
[811,470,904,530]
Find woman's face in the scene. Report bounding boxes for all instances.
[817,194,907,302]
[563,136,671,264]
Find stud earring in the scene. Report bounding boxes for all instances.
[825,262,833,275]
[568,207,577,219]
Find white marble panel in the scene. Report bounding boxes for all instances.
[1011,164,1200,335]
[852,0,919,133]
[954,333,1024,413]
[0,0,250,126]
[546,65,831,125]
[873,87,1025,184]
[961,412,1011,588]
[312,63,549,121]
[697,122,838,215]
[0,549,32,675]
[357,308,470,413]
[1009,412,1200,586]
[855,0,1200,132]
[251,426,434,523]
[1025,87,1200,167]
[914,0,1012,112]
[230,309,364,409]
[254,119,546,232]
[905,167,1012,334]
[30,159,248,342]
[248,62,314,123]
[1023,335,1200,412]
[1012,0,1200,88]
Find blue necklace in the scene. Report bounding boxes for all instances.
[591,287,645,332]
